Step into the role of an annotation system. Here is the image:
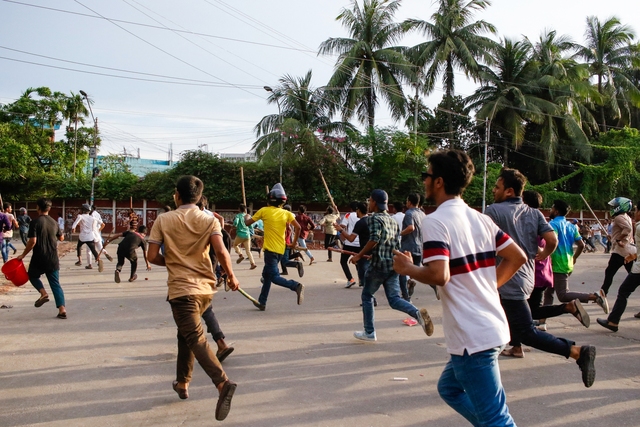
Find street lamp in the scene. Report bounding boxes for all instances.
[80,90,99,207]
[263,86,283,184]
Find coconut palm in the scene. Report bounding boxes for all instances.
[63,92,89,176]
[466,38,555,165]
[577,16,640,131]
[318,0,412,134]
[253,70,356,163]
[403,0,497,145]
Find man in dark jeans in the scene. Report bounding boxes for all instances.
[486,168,596,387]
[147,175,238,421]
[17,198,67,319]
[17,207,31,246]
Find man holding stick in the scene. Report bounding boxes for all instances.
[147,175,238,421]
[245,183,304,311]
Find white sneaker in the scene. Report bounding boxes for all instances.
[536,323,547,331]
[596,289,609,314]
[353,330,376,342]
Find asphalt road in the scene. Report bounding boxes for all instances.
[1,242,640,427]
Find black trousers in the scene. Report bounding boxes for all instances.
[601,253,633,295]
[116,252,138,277]
[201,304,225,342]
[608,273,640,324]
[340,244,359,281]
[528,287,567,319]
[77,240,98,259]
[501,298,573,357]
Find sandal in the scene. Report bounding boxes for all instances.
[571,299,590,328]
[172,381,189,399]
[500,347,524,358]
[634,312,640,319]
[56,312,67,319]
[216,347,235,363]
[34,295,50,307]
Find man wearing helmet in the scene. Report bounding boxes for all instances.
[600,197,635,297]
[245,183,304,310]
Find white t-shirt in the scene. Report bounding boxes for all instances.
[392,212,405,230]
[340,211,360,247]
[91,211,104,241]
[422,198,512,356]
[57,217,65,231]
[590,223,602,236]
[72,214,96,242]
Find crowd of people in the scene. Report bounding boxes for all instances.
[4,148,640,424]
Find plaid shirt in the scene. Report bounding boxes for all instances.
[368,211,400,272]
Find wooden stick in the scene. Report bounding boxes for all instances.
[328,247,370,259]
[237,287,260,305]
[579,194,606,232]
[240,167,247,206]
[318,169,336,208]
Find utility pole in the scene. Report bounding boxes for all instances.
[80,90,98,207]
[482,118,489,213]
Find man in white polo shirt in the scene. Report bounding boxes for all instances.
[394,150,526,427]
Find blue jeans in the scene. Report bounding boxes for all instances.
[398,253,422,300]
[29,270,65,308]
[361,268,419,334]
[297,237,313,260]
[260,250,299,305]
[1,239,10,262]
[356,258,369,285]
[438,347,516,427]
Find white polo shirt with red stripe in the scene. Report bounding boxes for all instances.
[422,198,513,356]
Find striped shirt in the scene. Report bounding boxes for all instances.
[422,198,513,356]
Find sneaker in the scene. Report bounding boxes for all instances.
[128,274,138,282]
[236,255,244,264]
[296,261,304,278]
[536,322,547,331]
[327,259,332,262]
[115,270,121,283]
[295,283,304,305]
[353,330,376,342]
[416,308,434,336]
[105,253,113,262]
[596,289,609,314]
[403,317,418,326]
[12,248,16,255]
[576,345,596,387]
[407,279,416,297]
[345,279,356,288]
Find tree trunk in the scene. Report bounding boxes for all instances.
[598,74,607,132]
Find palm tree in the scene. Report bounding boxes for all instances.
[526,30,598,180]
[466,38,555,165]
[318,0,412,135]
[63,92,89,177]
[577,16,640,131]
[253,71,356,163]
[404,0,496,145]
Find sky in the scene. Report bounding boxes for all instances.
[1,0,639,161]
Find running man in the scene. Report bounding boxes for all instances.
[394,150,526,426]
[245,183,304,311]
[232,204,257,270]
[600,197,634,296]
[71,204,100,268]
[147,175,238,421]
[295,205,316,265]
[104,224,150,283]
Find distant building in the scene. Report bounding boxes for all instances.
[218,152,257,162]
[123,157,174,176]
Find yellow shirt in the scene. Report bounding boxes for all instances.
[148,206,221,300]
[253,206,295,255]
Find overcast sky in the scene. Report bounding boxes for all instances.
[1,0,639,160]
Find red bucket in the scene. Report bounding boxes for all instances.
[1,259,29,287]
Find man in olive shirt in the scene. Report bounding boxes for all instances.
[147,175,238,421]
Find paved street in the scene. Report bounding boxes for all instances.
[1,243,640,427]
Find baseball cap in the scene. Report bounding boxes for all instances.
[81,203,91,211]
[370,189,388,211]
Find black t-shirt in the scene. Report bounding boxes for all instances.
[118,230,146,256]
[352,216,370,251]
[28,215,61,274]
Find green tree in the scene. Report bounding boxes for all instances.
[577,16,640,131]
[318,0,412,134]
[403,0,496,145]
